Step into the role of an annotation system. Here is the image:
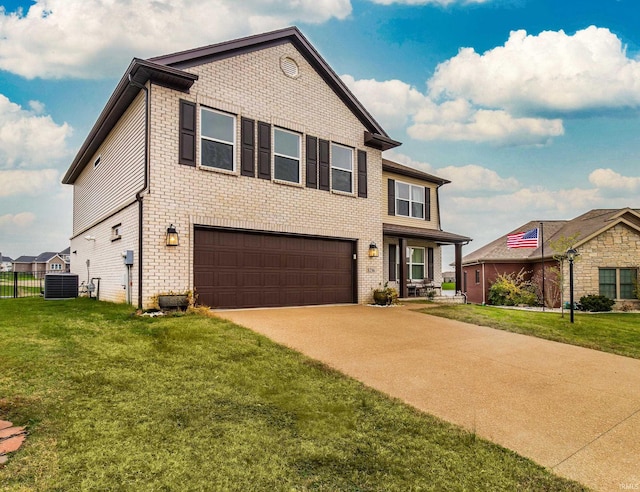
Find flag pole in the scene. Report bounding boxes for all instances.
[540,221,545,311]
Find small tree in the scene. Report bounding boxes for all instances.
[488,269,538,306]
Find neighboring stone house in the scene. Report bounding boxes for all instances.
[62,27,470,309]
[461,208,640,309]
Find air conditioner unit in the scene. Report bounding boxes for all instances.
[44,274,79,300]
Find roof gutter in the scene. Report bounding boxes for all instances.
[128,74,150,310]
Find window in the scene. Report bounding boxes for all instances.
[94,156,101,168]
[331,143,353,193]
[395,182,424,219]
[274,128,301,183]
[475,270,480,284]
[599,268,638,299]
[50,263,62,271]
[407,247,425,281]
[111,223,122,241]
[200,107,235,171]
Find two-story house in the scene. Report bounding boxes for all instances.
[62,27,469,309]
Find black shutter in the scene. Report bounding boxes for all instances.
[318,139,330,191]
[388,179,395,215]
[427,247,434,281]
[389,244,397,282]
[306,135,318,189]
[357,150,367,198]
[241,117,255,177]
[179,100,196,166]
[425,186,431,221]
[257,122,271,180]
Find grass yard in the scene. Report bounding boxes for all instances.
[419,303,640,359]
[441,282,455,291]
[0,298,585,491]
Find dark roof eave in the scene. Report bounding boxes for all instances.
[383,223,471,245]
[364,132,402,151]
[62,59,198,185]
[382,159,450,185]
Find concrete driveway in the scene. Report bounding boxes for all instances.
[215,304,640,491]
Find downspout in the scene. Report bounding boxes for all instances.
[128,74,150,309]
[482,262,486,305]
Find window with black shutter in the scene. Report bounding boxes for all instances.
[425,186,431,221]
[179,100,196,166]
[357,150,367,198]
[318,139,330,191]
[240,117,255,177]
[389,244,397,281]
[257,122,271,180]
[200,107,235,171]
[306,135,318,188]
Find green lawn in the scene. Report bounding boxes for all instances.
[0,298,585,491]
[419,303,640,359]
[441,282,455,291]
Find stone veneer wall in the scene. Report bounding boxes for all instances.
[564,223,640,307]
[141,42,385,308]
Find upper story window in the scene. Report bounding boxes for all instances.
[200,107,235,171]
[396,181,424,219]
[331,143,353,193]
[274,128,301,183]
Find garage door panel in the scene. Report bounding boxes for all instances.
[194,228,355,309]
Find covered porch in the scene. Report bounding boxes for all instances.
[382,223,471,299]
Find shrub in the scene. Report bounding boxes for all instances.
[488,270,538,307]
[372,283,399,305]
[578,294,615,312]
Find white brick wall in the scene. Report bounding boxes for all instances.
[140,42,385,307]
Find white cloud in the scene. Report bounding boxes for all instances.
[588,168,640,192]
[0,212,36,228]
[370,0,490,5]
[429,26,640,113]
[0,169,59,197]
[0,0,352,79]
[342,75,426,130]
[344,76,563,144]
[0,95,71,168]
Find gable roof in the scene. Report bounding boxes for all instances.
[1,255,13,262]
[34,252,61,263]
[462,208,640,265]
[63,26,400,185]
[151,26,400,150]
[13,255,36,263]
[382,159,450,186]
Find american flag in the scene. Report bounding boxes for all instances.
[507,228,539,248]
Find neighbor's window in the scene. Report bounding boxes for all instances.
[599,267,638,299]
[396,181,424,219]
[475,270,480,284]
[331,143,353,193]
[274,128,301,183]
[200,107,235,171]
[50,263,62,271]
[407,247,425,281]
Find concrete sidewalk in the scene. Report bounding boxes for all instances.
[216,304,640,491]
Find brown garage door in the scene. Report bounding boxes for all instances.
[194,228,356,309]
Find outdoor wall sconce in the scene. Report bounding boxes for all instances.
[166,224,179,246]
[368,242,379,258]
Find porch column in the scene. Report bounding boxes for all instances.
[399,237,408,298]
[454,243,463,293]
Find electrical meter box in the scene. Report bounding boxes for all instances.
[123,250,134,265]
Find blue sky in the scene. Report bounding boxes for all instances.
[1,0,639,267]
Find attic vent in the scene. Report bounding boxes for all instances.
[280,57,299,78]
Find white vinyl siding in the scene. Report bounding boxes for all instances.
[72,92,146,234]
